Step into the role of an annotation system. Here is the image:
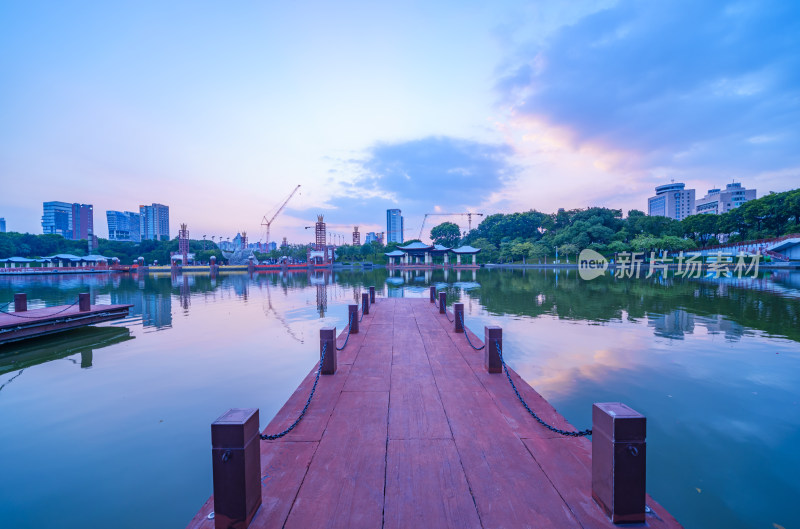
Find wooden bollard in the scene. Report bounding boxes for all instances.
[592,403,646,523]
[320,327,337,374]
[14,293,27,312]
[361,293,370,315]
[484,326,502,373]
[211,408,262,529]
[438,292,446,314]
[454,303,464,333]
[429,286,436,303]
[78,293,91,312]
[369,286,375,303]
[348,304,359,334]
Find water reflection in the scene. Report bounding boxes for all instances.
[469,269,800,342]
[1,268,799,529]
[0,326,133,377]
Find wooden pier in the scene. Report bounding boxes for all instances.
[0,294,132,345]
[188,297,682,529]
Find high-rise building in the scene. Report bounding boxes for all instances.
[42,201,93,240]
[0,217,5,233]
[647,183,695,221]
[71,203,93,241]
[42,201,73,237]
[107,210,141,242]
[386,209,404,243]
[695,182,756,215]
[365,232,377,244]
[139,203,170,241]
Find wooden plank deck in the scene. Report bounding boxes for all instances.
[187,297,682,529]
[0,303,133,345]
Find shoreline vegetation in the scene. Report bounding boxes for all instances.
[1,188,797,266]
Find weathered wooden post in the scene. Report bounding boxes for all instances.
[14,293,27,312]
[429,286,436,303]
[484,326,502,373]
[454,303,464,333]
[438,292,446,314]
[348,304,359,334]
[369,286,375,303]
[320,327,337,374]
[78,293,91,312]
[211,408,262,529]
[361,293,370,315]
[592,403,647,524]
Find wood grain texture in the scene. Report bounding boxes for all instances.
[384,439,481,529]
[187,297,682,529]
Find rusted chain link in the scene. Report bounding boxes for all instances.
[495,341,592,437]
[458,312,484,350]
[261,342,327,440]
[336,312,353,351]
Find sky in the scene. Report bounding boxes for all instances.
[1,0,798,244]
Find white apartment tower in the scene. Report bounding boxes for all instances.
[647,183,695,221]
[695,182,756,215]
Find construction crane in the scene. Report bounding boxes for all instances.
[261,185,301,247]
[418,212,485,240]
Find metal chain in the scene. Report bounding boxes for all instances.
[336,312,352,351]
[261,342,327,440]
[495,341,592,437]
[459,312,485,350]
[0,298,80,319]
[0,369,25,393]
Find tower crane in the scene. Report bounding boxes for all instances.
[418,212,484,240]
[261,185,301,247]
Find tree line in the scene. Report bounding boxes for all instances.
[453,187,800,263]
[2,187,796,264]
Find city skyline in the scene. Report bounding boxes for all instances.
[2,1,798,243]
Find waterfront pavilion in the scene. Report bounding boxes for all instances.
[0,257,39,268]
[384,250,405,266]
[450,245,481,266]
[397,241,434,265]
[431,244,452,265]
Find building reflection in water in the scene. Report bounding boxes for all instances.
[311,271,328,317]
[648,310,695,339]
[648,309,745,341]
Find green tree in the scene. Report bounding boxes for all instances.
[470,238,498,263]
[529,243,549,263]
[430,222,461,247]
[557,243,578,263]
[682,214,719,247]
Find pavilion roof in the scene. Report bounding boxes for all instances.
[385,250,405,257]
[450,245,482,254]
[397,242,433,252]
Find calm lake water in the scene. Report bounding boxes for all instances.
[1,268,798,529]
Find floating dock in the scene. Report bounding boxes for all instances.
[188,297,681,529]
[0,294,132,345]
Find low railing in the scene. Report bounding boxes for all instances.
[207,286,378,526]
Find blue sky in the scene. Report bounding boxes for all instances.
[1,0,797,243]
